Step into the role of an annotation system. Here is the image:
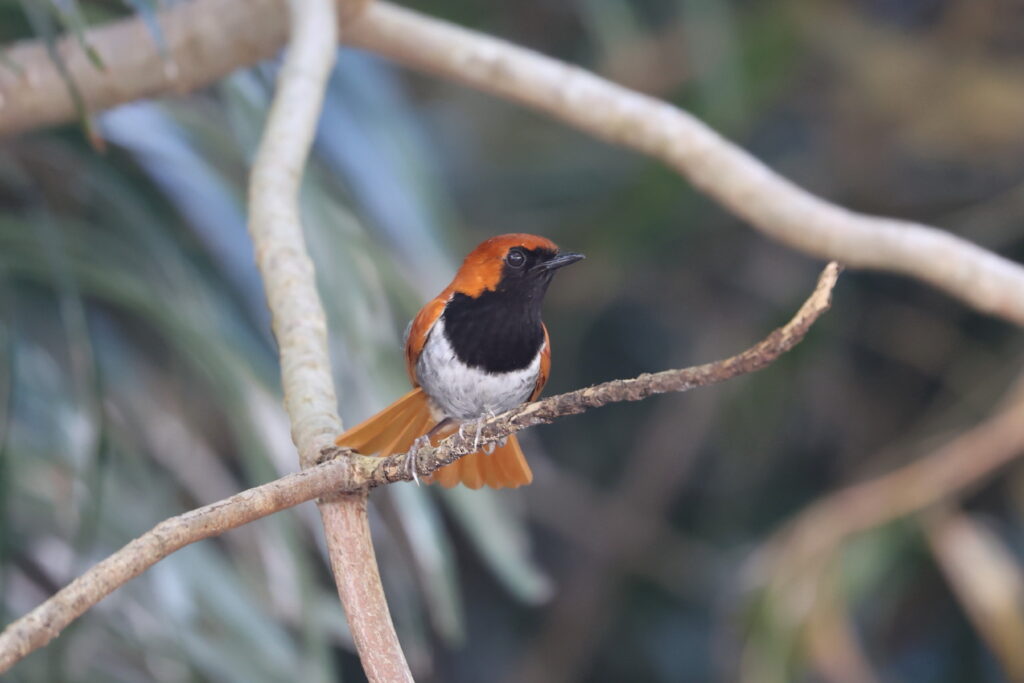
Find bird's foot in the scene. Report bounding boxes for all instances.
[406,435,431,486]
[458,409,498,454]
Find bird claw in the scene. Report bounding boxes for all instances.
[406,435,430,486]
[477,408,499,454]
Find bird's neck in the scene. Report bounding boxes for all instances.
[441,288,545,373]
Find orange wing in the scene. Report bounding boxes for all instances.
[530,324,551,401]
[403,292,449,384]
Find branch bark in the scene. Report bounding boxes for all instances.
[0,0,367,135]
[3,2,1024,325]
[0,263,840,675]
[245,1,410,681]
[343,4,1024,325]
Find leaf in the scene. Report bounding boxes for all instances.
[17,0,101,146]
[48,0,105,70]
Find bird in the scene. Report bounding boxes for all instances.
[335,233,584,489]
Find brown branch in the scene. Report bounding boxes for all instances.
[751,383,1024,574]
[0,459,356,673]
[245,1,410,680]
[3,3,1024,326]
[735,380,1024,680]
[0,262,841,675]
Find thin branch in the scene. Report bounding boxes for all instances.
[0,262,841,674]
[750,379,1024,578]
[355,262,842,486]
[3,3,1024,326]
[0,460,355,673]
[246,0,410,681]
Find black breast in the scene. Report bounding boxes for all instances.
[441,289,545,373]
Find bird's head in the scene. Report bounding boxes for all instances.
[449,233,585,301]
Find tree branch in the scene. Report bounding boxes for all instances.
[752,378,1024,572]
[245,0,410,680]
[0,262,841,675]
[343,3,1024,326]
[0,0,367,136]
[3,2,1024,325]
[0,460,355,673]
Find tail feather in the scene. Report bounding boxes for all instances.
[464,450,485,489]
[339,388,427,455]
[429,435,533,490]
[432,456,462,488]
[379,409,430,461]
[335,388,533,489]
[493,436,532,487]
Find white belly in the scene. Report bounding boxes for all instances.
[416,317,541,420]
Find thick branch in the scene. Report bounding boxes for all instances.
[245,1,410,681]
[0,0,366,136]
[0,263,840,674]
[248,0,342,463]
[344,4,1024,325]
[3,3,1024,325]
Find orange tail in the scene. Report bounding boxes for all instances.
[334,388,533,489]
[429,435,533,490]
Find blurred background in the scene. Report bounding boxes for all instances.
[3,0,1024,681]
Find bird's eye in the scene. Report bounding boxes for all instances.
[505,248,527,268]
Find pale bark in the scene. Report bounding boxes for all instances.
[246,0,410,679]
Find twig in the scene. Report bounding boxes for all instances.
[0,263,841,674]
[245,0,410,681]
[4,4,1024,326]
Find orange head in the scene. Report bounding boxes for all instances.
[448,233,583,298]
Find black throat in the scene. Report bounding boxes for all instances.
[441,273,552,373]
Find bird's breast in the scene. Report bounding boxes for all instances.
[415,317,541,420]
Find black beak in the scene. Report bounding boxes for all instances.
[539,251,585,272]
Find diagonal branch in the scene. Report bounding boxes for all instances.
[751,378,1024,573]
[0,262,841,675]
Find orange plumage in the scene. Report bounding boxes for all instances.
[335,234,582,489]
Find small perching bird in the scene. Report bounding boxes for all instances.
[335,234,584,489]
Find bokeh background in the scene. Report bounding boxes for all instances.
[4,0,1024,681]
